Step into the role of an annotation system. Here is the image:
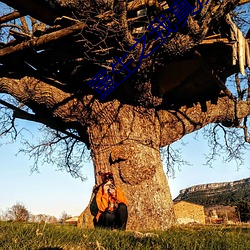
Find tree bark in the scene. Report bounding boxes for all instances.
[158,97,250,147]
[79,103,176,230]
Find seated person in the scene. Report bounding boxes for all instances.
[95,172,128,230]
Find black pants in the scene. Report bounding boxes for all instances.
[97,203,128,230]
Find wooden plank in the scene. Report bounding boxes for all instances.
[245,39,250,68]
[127,0,161,11]
[9,29,31,40]
[0,22,87,58]
[204,34,221,39]
[238,0,250,5]
[238,28,245,75]
[0,11,22,24]
[1,0,60,24]
[200,38,232,44]
[127,0,146,11]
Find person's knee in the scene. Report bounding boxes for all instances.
[118,203,127,212]
[98,211,115,227]
[104,211,114,220]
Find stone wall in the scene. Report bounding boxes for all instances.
[174,201,205,224]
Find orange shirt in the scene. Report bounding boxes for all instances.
[95,185,127,221]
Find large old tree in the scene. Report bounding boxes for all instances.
[0,0,249,230]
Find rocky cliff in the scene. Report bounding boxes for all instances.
[174,178,250,206]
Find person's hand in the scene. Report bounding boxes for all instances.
[103,183,110,194]
[108,187,116,196]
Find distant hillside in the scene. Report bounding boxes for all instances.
[174,178,250,207]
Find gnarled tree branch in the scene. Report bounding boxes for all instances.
[158,96,250,147]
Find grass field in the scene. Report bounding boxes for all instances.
[0,221,249,250]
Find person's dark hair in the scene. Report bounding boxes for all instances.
[101,172,114,184]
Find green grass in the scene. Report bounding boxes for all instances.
[0,221,249,250]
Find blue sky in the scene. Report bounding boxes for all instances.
[0,119,249,218]
[0,120,95,218]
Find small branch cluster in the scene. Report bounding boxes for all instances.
[160,142,191,178]
[202,123,250,168]
[18,126,90,180]
[0,96,18,140]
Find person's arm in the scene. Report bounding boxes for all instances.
[115,187,128,205]
[96,185,109,212]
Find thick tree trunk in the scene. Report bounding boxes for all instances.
[78,104,176,230]
[78,144,176,230]
[89,144,176,230]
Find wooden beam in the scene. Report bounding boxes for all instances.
[204,34,221,39]
[200,38,234,45]
[9,29,31,41]
[238,0,250,5]
[127,0,162,11]
[0,11,22,24]
[0,22,87,58]
[127,0,146,11]
[1,0,60,25]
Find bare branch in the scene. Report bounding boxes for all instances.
[0,97,18,140]
[0,96,84,142]
[235,73,242,100]
[19,126,90,180]
[203,123,249,168]
[9,29,31,40]
[0,98,37,121]
[161,143,191,178]
[237,0,250,5]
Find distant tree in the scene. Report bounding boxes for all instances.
[30,214,45,223]
[0,208,9,221]
[59,211,71,223]
[29,213,58,223]
[7,202,30,222]
[48,216,58,224]
[0,209,4,221]
[29,213,35,223]
[236,201,250,222]
[37,214,49,223]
